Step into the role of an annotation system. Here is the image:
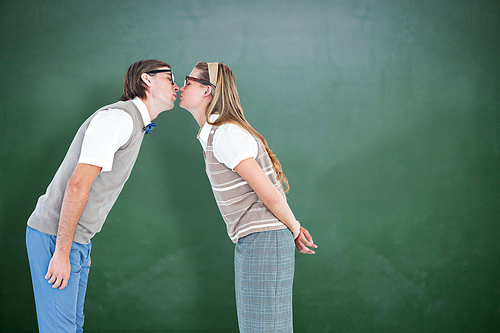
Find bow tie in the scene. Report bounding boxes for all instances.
[143,122,156,134]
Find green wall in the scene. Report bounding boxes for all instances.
[1,0,499,332]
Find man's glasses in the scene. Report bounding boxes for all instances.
[184,76,216,90]
[146,69,175,84]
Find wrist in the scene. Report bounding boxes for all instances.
[53,246,71,258]
[293,221,301,239]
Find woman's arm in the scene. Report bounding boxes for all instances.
[234,157,317,254]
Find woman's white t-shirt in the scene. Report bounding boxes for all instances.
[197,114,258,170]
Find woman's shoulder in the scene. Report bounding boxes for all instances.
[214,122,252,139]
[213,122,257,146]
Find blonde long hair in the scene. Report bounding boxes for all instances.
[195,62,290,193]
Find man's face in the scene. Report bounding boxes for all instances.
[149,67,179,110]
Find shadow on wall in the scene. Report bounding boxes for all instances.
[82,108,238,332]
[2,80,236,331]
[296,106,500,332]
[1,80,124,330]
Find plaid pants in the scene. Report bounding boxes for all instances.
[235,229,295,332]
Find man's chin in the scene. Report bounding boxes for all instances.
[162,101,175,112]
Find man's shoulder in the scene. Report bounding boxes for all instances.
[98,100,137,112]
[93,108,133,123]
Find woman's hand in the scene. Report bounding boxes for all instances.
[295,227,318,254]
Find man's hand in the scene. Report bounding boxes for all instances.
[295,227,318,254]
[45,252,71,290]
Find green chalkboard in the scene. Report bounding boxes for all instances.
[1,0,499,332]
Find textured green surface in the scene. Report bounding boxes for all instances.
[1,0,499,332]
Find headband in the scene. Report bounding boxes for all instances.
[207,62,219,89]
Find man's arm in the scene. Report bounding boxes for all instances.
[45,163,102,290]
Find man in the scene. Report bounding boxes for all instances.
[26,59,179,332]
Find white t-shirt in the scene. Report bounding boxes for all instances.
[78,98,151,172]
[198,114,258,170]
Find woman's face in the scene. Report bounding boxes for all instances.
[179,68,209,111]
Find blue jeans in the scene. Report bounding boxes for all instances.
[26,226,91,333]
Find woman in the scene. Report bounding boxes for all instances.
[179,62,317,332]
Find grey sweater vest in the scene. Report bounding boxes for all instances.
[205,126,287,243]
[27,100,145,244]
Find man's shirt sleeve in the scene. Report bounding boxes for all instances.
[78,109,133,172]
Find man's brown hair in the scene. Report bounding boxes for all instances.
[119,59,171,101]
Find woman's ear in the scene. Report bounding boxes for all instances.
[203,85,213,97]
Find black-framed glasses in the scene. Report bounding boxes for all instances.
[146,69,175,84]
[184,76,216,90]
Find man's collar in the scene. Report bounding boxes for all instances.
[132,97,151,127]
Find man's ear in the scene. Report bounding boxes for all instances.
[141,73,153,87]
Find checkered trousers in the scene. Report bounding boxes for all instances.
[235,229,295,332]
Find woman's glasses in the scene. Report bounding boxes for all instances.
[184,76,216,90]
